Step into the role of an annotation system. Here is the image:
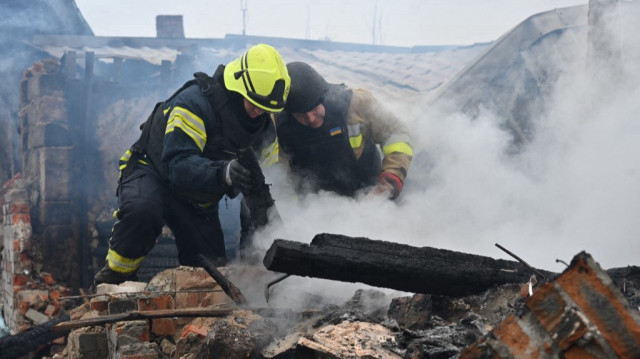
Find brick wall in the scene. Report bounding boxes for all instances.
[19,58,81,287]
[1,175,33,332]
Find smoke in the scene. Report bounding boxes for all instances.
[250,3,640,311]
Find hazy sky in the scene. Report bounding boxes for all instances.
[75,0,588,46]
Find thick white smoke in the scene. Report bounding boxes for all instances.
[247,3,640,308]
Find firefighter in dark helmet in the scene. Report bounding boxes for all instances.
[269,61,412,199]
[93,44,290,287]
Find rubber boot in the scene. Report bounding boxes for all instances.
[92,263,138,289]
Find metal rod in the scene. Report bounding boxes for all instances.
[495,243,549,281]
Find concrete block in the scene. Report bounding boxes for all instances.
[69,327,109,359]
[25,308,49,325]
[108,298,138,315]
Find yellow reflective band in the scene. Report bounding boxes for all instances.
[383,142,413,156]
[260,140,279,167]
[107,248,145,274]
[349,134,363,148]
[166,107,207,151]
[120,149,132,162]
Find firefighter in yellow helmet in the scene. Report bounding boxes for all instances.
[93,44,290,287]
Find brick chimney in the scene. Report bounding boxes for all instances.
[156,15,185,39]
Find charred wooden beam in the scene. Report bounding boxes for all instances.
[263,233,556,297]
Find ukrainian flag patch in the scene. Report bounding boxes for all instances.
[330,127,343,136]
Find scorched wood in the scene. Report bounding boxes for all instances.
[263,233,556,297]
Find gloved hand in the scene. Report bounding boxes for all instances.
[222,159,252,194]
[373,172,404,200]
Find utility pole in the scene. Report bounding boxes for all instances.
[372,1,377,44]
[371,0,383,45]
[241,0,248,36]
[305,5,310,40]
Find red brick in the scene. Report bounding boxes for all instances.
[180,324,208,338]
[13,274,29,286]
[11,213,30,225]
[555,256,640,358]
[2,173,23,189]
[175,268,216,290]
[17,290,49,314]
[151,318,177,336]
[563,345,604,359]
[199,291,231,307]
[138,295,175,311]
[44,304,59,316]
[90,296,109,313]
[9,202,30,214]
[492,316,535,359]
[42,273,56,285]
[175,292,199,309]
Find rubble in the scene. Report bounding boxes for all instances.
[0,250,639,359]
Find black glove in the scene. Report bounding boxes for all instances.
[222,159,252,193]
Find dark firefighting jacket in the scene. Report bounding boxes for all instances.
[120,65,270,204]
[273,84,413,197]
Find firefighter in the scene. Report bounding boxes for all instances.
[93,44,290,287]
[271,61,412,199]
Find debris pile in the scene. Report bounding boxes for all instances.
[1,243,639,359]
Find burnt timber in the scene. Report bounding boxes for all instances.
[263,233,556,296]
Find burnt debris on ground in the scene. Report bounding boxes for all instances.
[1,234,639,359]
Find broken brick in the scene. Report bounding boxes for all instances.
[175,292,199,309]
[90,295,109,313]
[138,295,175,311]
[151,318,178,337]
[9,202,30,214]
[13,274,29,286]
[181,324,208,338]
[44,303,59,316]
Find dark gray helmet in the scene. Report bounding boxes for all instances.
[285,62,329,113]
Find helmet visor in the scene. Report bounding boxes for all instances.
[235,70,287,111]
[234,60,287,112]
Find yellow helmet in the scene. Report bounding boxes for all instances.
[224,43,290,112]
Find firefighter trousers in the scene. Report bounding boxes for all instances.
[107,165,227,275]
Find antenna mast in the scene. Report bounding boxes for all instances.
[241,0,248,36]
